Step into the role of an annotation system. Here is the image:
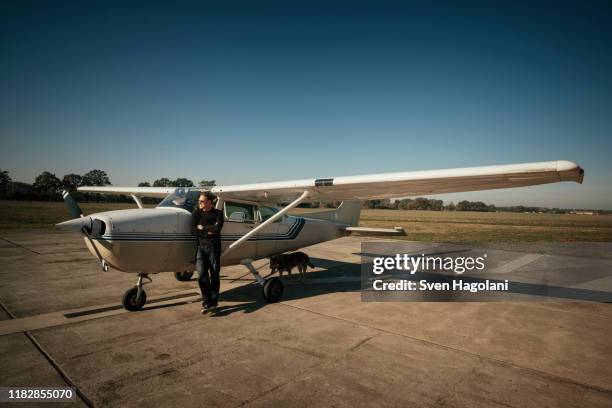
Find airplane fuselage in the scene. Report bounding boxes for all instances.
[84,207,346,274]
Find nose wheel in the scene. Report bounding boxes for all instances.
[122,273,151,311]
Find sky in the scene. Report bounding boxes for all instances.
[1,0,611,209]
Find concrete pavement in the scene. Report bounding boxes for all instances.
[1,229,611,407]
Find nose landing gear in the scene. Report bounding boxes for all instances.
[122,273,152,311]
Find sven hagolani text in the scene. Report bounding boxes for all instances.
[369,253,509,294]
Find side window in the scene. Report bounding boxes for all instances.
[224,201,256,223]
[258,206,280,223]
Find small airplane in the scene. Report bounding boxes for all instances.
[56,160,584,311]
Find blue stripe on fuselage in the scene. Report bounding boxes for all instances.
[95,217,305,242]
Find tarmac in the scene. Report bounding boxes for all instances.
[1,229,612,407]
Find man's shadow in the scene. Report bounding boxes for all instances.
[203,256,362,316]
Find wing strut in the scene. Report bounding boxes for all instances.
[130,194,144,209]
[223,190,309,258]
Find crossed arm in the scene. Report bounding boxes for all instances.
[192,210,224,237]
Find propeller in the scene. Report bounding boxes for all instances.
[56,189,96,234]
[60,189,84,219]
[56,216,93,234]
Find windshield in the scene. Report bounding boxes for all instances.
[157,189,201,212]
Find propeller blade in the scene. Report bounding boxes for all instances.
[60,189,84,219]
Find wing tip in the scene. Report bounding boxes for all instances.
[557,160,584,184]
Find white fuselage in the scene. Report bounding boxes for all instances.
[84,206,346,274]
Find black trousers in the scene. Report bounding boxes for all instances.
[196,242,221,306]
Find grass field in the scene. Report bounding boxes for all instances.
[357,209,612,242]
[0,200,144,230]
[1,200,611,242]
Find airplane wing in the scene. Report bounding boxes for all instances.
[211,160,584,202]
[77,186,179,198]
[76,160,583,203]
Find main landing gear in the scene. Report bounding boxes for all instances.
[122,261,283,311]
[174,271,194,281]
[122,273,152,311]
[241,259,284,303]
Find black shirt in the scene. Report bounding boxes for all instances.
[191,208,224,246]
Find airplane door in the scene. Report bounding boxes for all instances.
[254,205,282,258]
[222,200,259,263]
[271,211,299,256]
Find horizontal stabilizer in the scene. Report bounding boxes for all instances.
[344,226,406,236]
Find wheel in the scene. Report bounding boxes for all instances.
[262,277,283,303]
[174,271,194,282]
[122,287,147,311]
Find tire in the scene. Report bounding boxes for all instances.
[262,277,283,303]
[122,287,147,311]
[174,271,194,282]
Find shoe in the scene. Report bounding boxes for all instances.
[201,302,213,314]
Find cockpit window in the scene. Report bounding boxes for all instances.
[157,189,201,212]
[258,206,280,222]
[224,201,256,223]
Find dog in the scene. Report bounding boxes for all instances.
[269,252,315,281]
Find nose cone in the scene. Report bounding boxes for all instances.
[56,216,92,233]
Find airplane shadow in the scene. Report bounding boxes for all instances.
[208,255,612,316]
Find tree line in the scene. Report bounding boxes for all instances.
[357,198,583,214]
[137,179,216,188]
[0,169,215,202]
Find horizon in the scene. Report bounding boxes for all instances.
[3,164,609,211]
[1,1,611,209]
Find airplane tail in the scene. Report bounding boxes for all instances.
[301,201,362,226]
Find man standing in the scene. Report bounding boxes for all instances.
[192,192,224,313]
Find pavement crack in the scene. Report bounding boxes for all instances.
[279,302,612,396]
[0,236,41,254]
[237,336,326,359]
[236,333,378,407]
[349,333,378,351]
[0,299,94,407]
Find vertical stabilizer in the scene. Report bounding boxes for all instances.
[301,201,362,226]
